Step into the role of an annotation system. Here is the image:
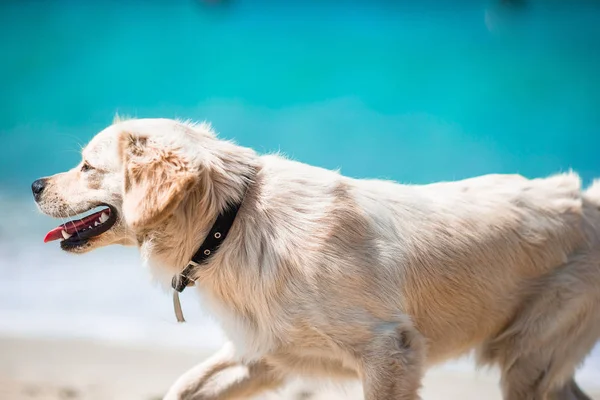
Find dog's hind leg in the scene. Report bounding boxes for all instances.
[548,379,593,400]
[498,358,595,400]
[163,342,285,400]
[478,252,600,400]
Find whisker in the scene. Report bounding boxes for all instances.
[59,216,69,238]
[65,204,83,239]
[52,134,87,158]
[53,133,87,150]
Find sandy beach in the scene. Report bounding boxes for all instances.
[1,335,598,400]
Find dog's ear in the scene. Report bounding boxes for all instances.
[119,132,198,231]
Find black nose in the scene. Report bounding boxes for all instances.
[31,178,47,200]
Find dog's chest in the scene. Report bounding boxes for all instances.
[197,285,362,374]
[195,286,280,361]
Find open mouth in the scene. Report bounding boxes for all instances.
[44,204,117,248]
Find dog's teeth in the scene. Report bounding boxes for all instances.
[94,221,100,227]
[61,230,72,239]
[99,212,109,223]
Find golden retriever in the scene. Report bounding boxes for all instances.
[32,117,600,400]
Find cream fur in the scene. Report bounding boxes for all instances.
[34,118,600,400]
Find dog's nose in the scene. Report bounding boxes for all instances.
[31,178,47,200]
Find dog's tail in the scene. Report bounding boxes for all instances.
[584,179,600,207]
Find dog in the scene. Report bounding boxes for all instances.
[32,117,600,400]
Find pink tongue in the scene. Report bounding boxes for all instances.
[43,210,107,243]
[44,227,66,243]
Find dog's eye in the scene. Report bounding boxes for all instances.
[81,162,93,172]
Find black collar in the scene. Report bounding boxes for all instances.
[171,201,244,293]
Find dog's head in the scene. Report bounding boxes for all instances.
[32,117,224,254]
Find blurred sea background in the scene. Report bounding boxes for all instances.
[1,0,599,396]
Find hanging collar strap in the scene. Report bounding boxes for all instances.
[171,201,244,323]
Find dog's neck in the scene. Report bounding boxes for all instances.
[173,175,252,293]
[140,139,260,285]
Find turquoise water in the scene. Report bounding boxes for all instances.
[2,1,600,189]
[1,0,600,383]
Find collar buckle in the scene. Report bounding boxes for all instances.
[171,261,199,293]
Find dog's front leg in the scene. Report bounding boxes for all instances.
[359,324,425,400]
[163,342,284,400]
